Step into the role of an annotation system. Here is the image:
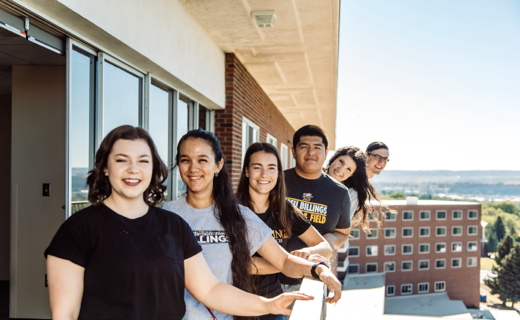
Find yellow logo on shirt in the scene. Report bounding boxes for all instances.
[286,197,328,224]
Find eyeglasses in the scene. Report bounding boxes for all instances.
[368,152,390,163]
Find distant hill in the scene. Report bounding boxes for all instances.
[371,170,520,184]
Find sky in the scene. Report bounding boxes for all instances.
[335,0,520,171]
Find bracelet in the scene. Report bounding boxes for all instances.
[311,262,328,279]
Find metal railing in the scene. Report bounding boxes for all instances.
[71,201,89,214]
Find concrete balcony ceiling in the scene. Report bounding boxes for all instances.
[181,0,340,148]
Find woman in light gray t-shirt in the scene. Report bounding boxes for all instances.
[163,129,342,320]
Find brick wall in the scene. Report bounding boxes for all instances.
[215,53,296,188]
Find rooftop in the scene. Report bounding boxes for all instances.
[372,199,480,206]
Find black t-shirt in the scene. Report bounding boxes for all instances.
[253,204,311,320]
[45,204,202,320]
[280,168,351,285]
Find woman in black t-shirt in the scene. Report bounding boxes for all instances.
[45,125,315,320]
[236,142,333,320]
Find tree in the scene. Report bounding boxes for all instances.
[485,231,498,254]
[389,192,405,200]
[495,216,506,242]
[484,236,516,306]
[496,244,520,307]
[496,235,515,266]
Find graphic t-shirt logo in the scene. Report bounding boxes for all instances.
[192,230,228,245]
[287,196,328,224]
[303,193,313,201]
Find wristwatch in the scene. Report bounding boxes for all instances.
[311,262,328,279]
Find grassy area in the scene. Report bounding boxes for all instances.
[481,257,496,270]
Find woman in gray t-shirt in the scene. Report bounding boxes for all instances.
[163,129,342,320]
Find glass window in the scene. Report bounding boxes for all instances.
[437,210,447,220]
[436,259,446,269]
[366,245,378,256]
[418,283,429,293]
[403,211,413,220]
[368,211,379,221]
[387,285,395,296]
[436,227,446,236]
[385,228,396,238]
[452,242,462,252]
[419,244,429,253]
[452,258,461,268]
[149,84,170,166]
[384,245,396,255]
[468,210,478,219]
[401,284,412,295]
[348,247,359,257]
[350,229,360,239]
[266,134,277,147]
[402,245,413,255]
[436,243,446,253]
[176,95,190,194]
[419,227,430,237]
[198,105,208,130]
[385,262,395,272]
[347,264,359,274]
[403,228,413,237]
[366,263,378,273]
[402,261,412,271]
[70,48,95,215]
[468,226,478,235]
[103,61,141,136]
[468,242,478,252]
[420,211,430,220]
[453,210,462,220]
[419,260,429,270]
[242,118,259,161]
[435,281,446,292]
[452,226,462,236]
[367,229,378,239]
[280,143,288,170]
[385,211,396,221]
[467,257,478,267]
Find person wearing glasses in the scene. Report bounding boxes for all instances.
[365,142,390,179]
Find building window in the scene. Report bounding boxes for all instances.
[367,245,378,256]
[435,281,446,292]
[468,226,478,235]
[467,257,478,267]
[402,244,413,255]
[468,210,478,220]
[289,151,295,169]
[385,211,396,221]
[347,264,359,274]
[369,211,379,221]
[419,244,430,254]
[436,227,446,237]
[452,258,462,268]
[468,241,478,252]
[403,211,413,221]
[452,242,462,252]
[280,143,288,170]
[401,284,413,295]
[419,227,430,237]
[452,226,463,236]
[350,229,360,239]
[453,210,463,220]
[436,210,447,220]
[367,229,378,239]
[384,262,395,272]
[418,283,429,293]
[242,117,259,162]
[420,211,430,220]
[348,247,360,257]
[387,285,395,296]
[436,259,446,269]
[266,133,277,147]
[419,260,430,270]
[366,263,378,273]
[384,245,396,255]
[402,228,413,238]
[385,228,396,238]
[436,243,446,253]
[402,261,413,271]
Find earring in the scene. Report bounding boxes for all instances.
[246,174,249,178]
[104,170,108,176]
[215,171,219,177]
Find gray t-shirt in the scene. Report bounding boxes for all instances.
[162,197,272,320]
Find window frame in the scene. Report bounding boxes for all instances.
[366,229,378,239]
[366,245,378,257]
[266,133,277,147]
[418,283,429,294]
[241,117,260,163]
[385,211,396,221]
[467,257,478,267]
[436,210,447,220]
[419,227,430,237]
[366,263,378,273]
[347,264,359,274]
[402,244,413,255]
[468,210,478,220]
[384,261,396,273]
[452,226,463,236]
[385,228,396,239]
[280,143,289,170]
[419,243,430,254]
[435,281,446,292]
[402,210,413,221]
[384,245,396,256]
[435,259,446,269]
[418,259,430,270]
[452,210,463,220]
[436,226,447,237]
[452,242,462,252]
[350,229,360,239]
[452,258,462,268]
[468,241,478,252]
[468,225,478,236]
[436,242,447,253]
[401,261,413,271]
[419,210,430,221]
[402,227,413,238]
[348,246,360,257]
[401,284,413,295]
[387,285,395,296]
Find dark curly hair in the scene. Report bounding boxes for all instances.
[87,125,168,206]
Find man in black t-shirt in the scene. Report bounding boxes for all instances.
[281,125,351,318]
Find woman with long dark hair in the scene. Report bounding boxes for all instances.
[163,129,342,320]
[324,146,385,230]
[236,142,332,320]
[45,125,313,320]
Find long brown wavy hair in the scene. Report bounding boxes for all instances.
[87,125,168,206]
[175,129,254,320]
[236,143,306,237]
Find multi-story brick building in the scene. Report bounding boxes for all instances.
[338,197,482,307]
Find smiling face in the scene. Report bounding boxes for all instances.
[293,135,329,179]
[366,148,389,178]
[178,137,223,198]
[105,139,153,202]
[246,151,279,197]
[328,155,357,182]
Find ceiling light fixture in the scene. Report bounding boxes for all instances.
[252,10,277,28]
